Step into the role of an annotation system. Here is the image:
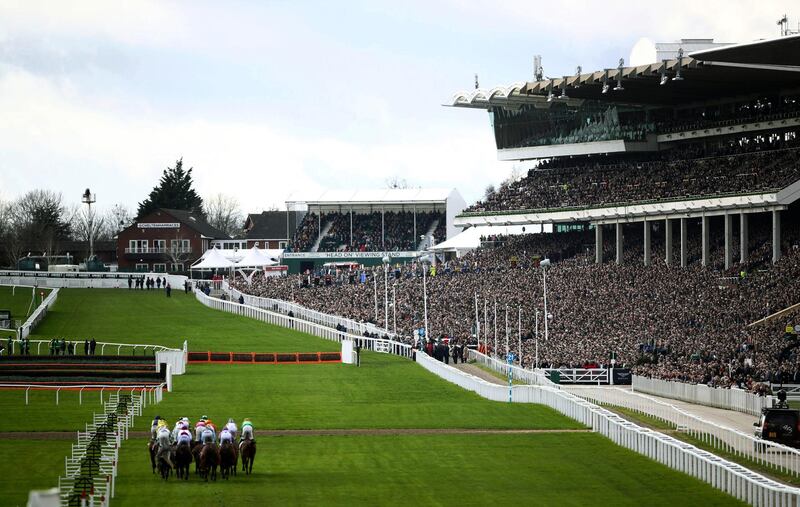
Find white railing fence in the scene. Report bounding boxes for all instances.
[633,375,774,416]
[194,289,414,359]
[468,349,557,387]
[30,383,165,507]
[416,353,800,506]
[0,271,188,290]
[4,383,165,407]
[223,280,407,342]
[19,287,59,339]
[568,386,800,478]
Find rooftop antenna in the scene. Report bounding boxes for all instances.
[778,14,788,36]
[474,73,479,89]
[534,55,543,81]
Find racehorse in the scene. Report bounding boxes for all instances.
[175,442,193,480]
[199,443,219,482]
[148,441,159,474]
[191,441,203,474]
[240,439,256,475]
[219,442,236,480]
[156,445,173,480]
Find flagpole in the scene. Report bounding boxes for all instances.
[518,307,522,367]
[504,304,509,355]
[474,293,480,352]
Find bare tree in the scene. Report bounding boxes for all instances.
[203,193,243,238]
[167,230,193,272]
[100,204,133,240]
[12,190,71,258]
[483,184,495,200]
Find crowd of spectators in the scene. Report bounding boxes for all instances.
[289,211,444,252]
[468,137,800,213]
[655,94,800,134]
[234,215,800,391]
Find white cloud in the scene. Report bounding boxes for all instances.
[0,66,502,213]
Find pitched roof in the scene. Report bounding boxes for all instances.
[244,211,303,240]
[161,208,230,239]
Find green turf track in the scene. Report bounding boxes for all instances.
[29,288,338,352]
[0,439,73,507]
[0,289,748,505]
[112,433,744,506]
[133,356,583,431]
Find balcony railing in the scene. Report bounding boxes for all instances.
[124,247,192,255]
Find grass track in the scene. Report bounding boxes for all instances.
[0,439,72,507]
[113,433,744,506]
[0,289,748,505]
[30,289,338,352]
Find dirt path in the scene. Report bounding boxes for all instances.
[452,362,507,385]
[1,428,591,440]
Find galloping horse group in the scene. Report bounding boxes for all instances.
[148,415,257,482]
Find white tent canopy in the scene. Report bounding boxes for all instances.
[235,246,278,267]
[191,248,235,269]
[429,224,549,255]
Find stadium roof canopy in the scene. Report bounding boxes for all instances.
[286,188,457,212]
[450,34,800,108]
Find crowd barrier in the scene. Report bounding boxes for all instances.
[415,353,800,506]
[223,281,405,342]
[19,288,59,339]
[633,375,773,416]
[194,288,414,360]
[568,386,800,478]
[188,351,342,364]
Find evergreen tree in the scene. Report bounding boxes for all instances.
[137,158,204,219]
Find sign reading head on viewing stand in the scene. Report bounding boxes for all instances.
[137,223,180,229]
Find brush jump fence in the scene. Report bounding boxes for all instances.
[27,384,165,507]
[18,287,59,340]
[188,351,342,364]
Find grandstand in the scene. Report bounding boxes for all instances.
[283,188,465,272]
[450,34,800,270]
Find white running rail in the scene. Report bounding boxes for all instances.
[19,287,59,339]
[416,353,800,506]
[195,288,414,359]
[633,375,774,416]
[568,386,800,477]
[224,280,405,341]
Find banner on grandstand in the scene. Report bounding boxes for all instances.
[283,251,419,259]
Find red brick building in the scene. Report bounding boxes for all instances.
[116,208,229,272]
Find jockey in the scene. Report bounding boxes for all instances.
[176,425,192,446]
[224,418,238,441]
[156,424,174,468]
[201,425,216,445]
[171,419,183,442]
[194,420,206,442]
[205,419,217,436]
[150,415,163,441]
[219,427,233,445]
[240,418,255,443]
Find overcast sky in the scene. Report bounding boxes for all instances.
[0,1,796,215]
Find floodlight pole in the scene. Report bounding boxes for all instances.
[81,188,96,260]
[541,258,551,348]
[382,256,390,332]
[392,285,397,334]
